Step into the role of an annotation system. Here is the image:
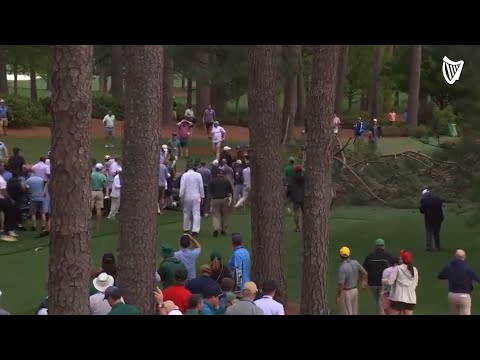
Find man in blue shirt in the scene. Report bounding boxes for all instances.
[438,249,480,315]
[228,233,250,292]
[174,233,201,281]
[0,99,8,136]
[25,173,46,231]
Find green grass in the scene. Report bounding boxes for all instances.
[1,206,478,315]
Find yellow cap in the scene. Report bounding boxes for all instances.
[339,246,350,257]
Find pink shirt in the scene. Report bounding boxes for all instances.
[177,122,191,139]
[31,161,49,181]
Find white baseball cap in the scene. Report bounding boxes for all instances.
[373,118,378,122]
[95,163,103,170]
[223,146,231,151]
[104,155,111,160]
[168,310,183,315]
[0,99,4,103]
[161,144,168,150]
[421,189,430,196]
[212,159,219,166]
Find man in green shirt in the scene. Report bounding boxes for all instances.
[105,286,141,315]
[103,110,116,148]
[283,157,296,185]
[167,132,181,158]
[91,164,107,231]
[157,245,187,289]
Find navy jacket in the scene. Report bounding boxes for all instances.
[420,192,444,225]
[438,259,480,294]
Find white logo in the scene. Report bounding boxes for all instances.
[442,56,464,85]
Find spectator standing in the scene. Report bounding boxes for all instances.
[162,268,191,313]
[0,99,8,136]
[157,245,187,289]
[174,234,201,281]
[226,282,264,315]
[254,280,285,315]
[420,189,444,251]
[228,233,251,291]
[203,105,216,138]
[209,170,233,237]
[210,250,232,284]
[103,110,116,148]
[105,286,141,315]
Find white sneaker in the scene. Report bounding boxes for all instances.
[1,235,17,242]
[8,231,18,237]
[105,144,108,148]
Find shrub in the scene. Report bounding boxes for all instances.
[1,94,50,128]
[92,95,124,120]
[431,105,457,136]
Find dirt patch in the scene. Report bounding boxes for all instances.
[6,120,354,144]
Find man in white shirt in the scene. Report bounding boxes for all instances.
[211,121,226,160]
[105,157,120,199]
[179,165,205,236]
[107,167,122,219]
[103,110,116,148]
[254,280,285,315]
[185,105,195,123]
[333,113,341,135]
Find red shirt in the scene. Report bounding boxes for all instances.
[162,285,191,313]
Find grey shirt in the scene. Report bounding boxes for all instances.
[158,163,169,187]
[337,259,367,289]
[226,299,264,315]
[196,167,212,187]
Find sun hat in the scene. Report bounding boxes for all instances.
[93,272,115,292]
[339,246,350,258]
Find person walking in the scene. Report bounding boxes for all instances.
[103,110,116,148]
[420,189,444,251]
[384,250,418,315]
[381,256,400,315]
[352,117,365,144]
[362,238,393,315]
[177,119,193,158]
[438,249,480,315]
[232,160,244,205]
[0,99,8,136]
[107,167,122,219]
[158,162,170,215]
[209,169,234,237]
[336,246,368,315]
[91,163,107,231]
[211,121,226,160]
[234,162,250,209]
[174,233,201,281]
[286,165,304,232]
[179,164,204,236]
[203,105,216,138]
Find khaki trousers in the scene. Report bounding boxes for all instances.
[339,288,358,315]
[108,197,120,219]
[211,198,230,232]
[369,286,385,315]
[448,292,471,315]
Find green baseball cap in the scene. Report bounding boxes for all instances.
[375,238,385,246]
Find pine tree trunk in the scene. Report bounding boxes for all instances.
[248,45,287,304]
[335,45,349,114]
[407,45,422,127]
[49,45,93,315]
[195,50,210,120]
[295,46,306,127]
[382,45,395,113]
[360,90,367,111]
[13,63,18,96]
[282,45,299,145]
[99,64,108,94]
[29,58,37,102]
[162,54,174,125]
[0,47,7,94]
[117,45,163,315]
[187,78,193,106]
[111,45,124,100]
[46,45,54,91]
[181,75,186,89]
[301,45,339,315]
[368,45,384,119]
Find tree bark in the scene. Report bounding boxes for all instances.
[187,78,193,106]
[301,45,339,315]
[248,45,287,304]
[99,64,108,94]
[211,85,227,119]
[181,75,185,89]
[295,53,306,127]
[382,45,394,113]
[13,62,18,96]
[117,45,163,315]
[360,90,367,111]
[394,91,400,107]
[195,50,210,119]
[29,54,37,102]
[110,45,124,100]
[367,45,384,119]
[407,45,422,127]
[281,45,300,145]
[0,47,7,94]
[162,54,174,124]
[48,45,93,315]
[46,45,54,91]
[335,45,349,114]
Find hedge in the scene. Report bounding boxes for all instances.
[0,94,50,128]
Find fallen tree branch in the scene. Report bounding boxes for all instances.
[334,156,390,206]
